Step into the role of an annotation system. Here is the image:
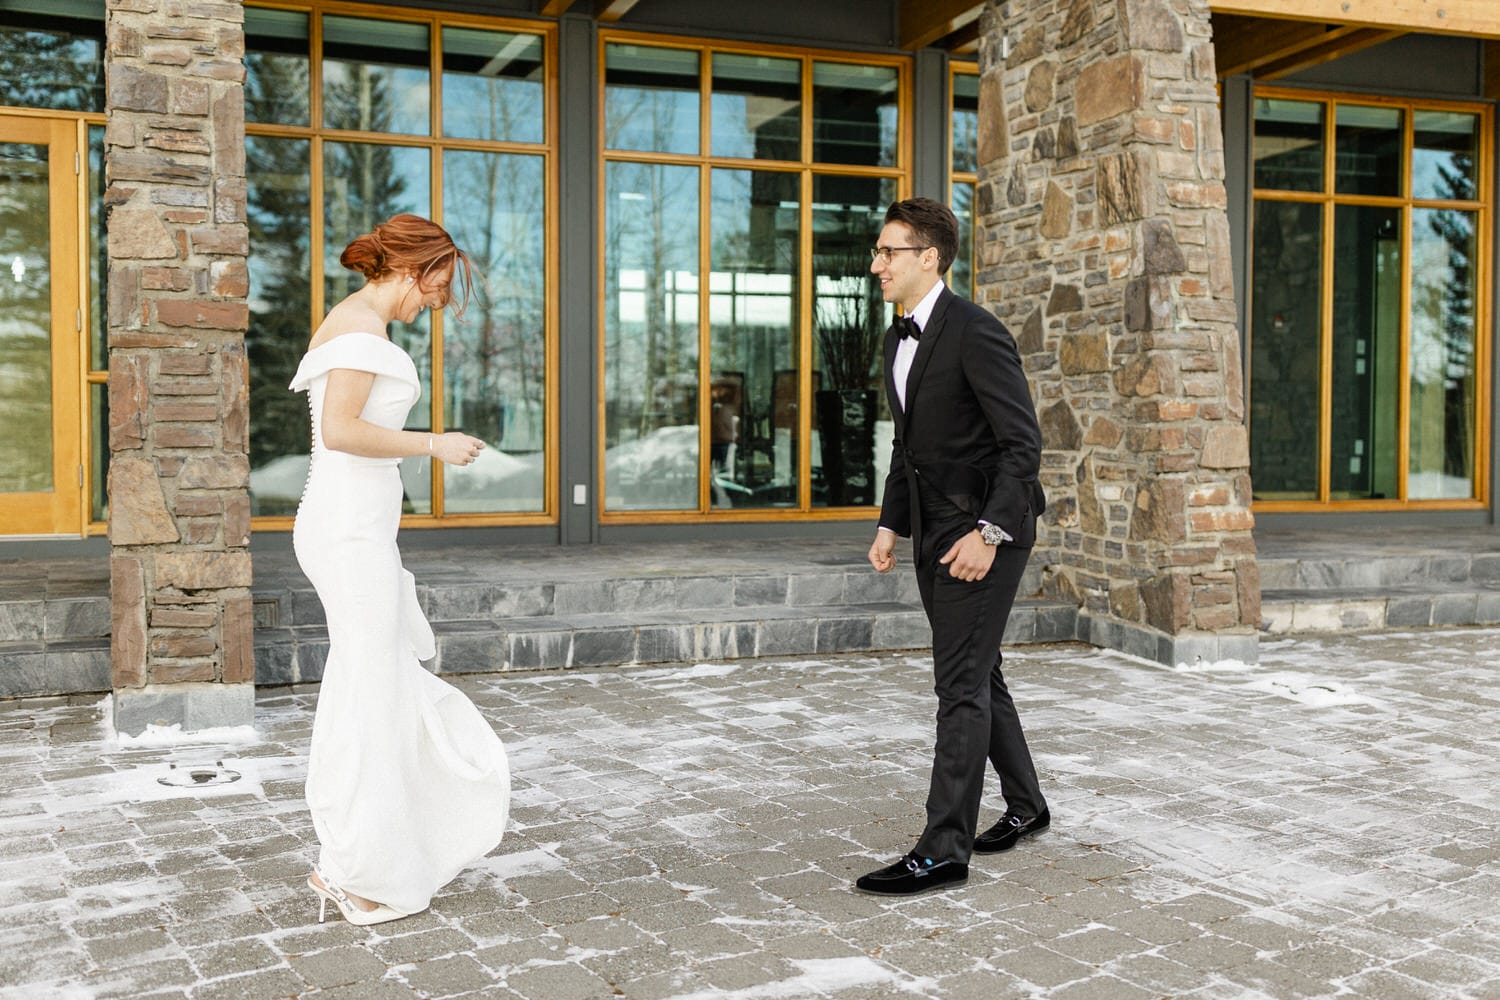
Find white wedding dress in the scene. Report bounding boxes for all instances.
[290,332,510,916]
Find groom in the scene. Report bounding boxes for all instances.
[858,197,1050,896]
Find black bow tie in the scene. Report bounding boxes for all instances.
[895,315,921,341]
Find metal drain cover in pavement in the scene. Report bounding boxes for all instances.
[157,761,242,787]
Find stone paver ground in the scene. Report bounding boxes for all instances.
[2,628,1499,999]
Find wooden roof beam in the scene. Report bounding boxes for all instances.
[940,19,982,55]
[900,0,983,51]
[1252,27,1404,80]
[1210,0,1500,40]
[1212,15,1345,77]
[595,0,640,23]
[538,0,579,15]
[1212,16,1403,79]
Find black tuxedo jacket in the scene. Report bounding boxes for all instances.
[878,286,1045,550]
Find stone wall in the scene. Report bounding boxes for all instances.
[105,0,253,733]
[976,0,1259,665]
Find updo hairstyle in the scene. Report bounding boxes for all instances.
[339,213,475,314]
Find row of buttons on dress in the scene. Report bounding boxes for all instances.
[299,392,319,510]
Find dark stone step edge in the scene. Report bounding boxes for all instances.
[1259,589,1500,632]
[251,601,1082,687]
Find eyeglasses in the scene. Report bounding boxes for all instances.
[870,246,929,264]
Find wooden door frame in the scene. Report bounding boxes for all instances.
[0,113,84,536]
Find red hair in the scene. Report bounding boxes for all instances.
[340,213,475,314]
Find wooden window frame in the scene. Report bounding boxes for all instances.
[245,0,561,532]
[949,60,979,299]
[596,29,911,524]
[1249,85,1493,512]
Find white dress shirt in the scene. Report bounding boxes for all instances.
[891,279,944,413]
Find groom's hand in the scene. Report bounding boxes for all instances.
[868,530,897,573]
[940,530,996,581]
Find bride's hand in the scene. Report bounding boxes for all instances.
[430,431,486,467]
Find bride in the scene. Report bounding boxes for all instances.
[289,214,510,926]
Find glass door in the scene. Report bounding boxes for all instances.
[0,114,82,535]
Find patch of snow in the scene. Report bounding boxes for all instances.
[473,845,567,880]
[1172,657,1257,673]
[1242,672,1377,708]
[676,662,745,679]
[110,723,261,749]
[87,755,278,804]
[663,957,935,1000]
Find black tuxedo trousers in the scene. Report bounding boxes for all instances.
[911,477,1045,865]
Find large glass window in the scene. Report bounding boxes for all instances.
[322,15,429,136]
[1334,104,1402,198]
[1328,205,1401,500]
[1249,90,1490,509]
[1410,206,1478,499]
[811,176,893,509]
[812,62,897,167]
[1253,98,1323,192]
[604,44,699,155]
[711,54,800,161]
[0,0,104,113]
[603,162,700,511]
[1248,200,1322,500]
[0,138,53,494]
[245,7,309,126]
[245,135,312,517]
[601,36,905,518]
[246,5,554,525]
[442,27,544,144]
[709,169,799,507]
[442,150,548,513]
[949,66,978,299]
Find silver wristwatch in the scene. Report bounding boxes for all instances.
[979,522,1006,546]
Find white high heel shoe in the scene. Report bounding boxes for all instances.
[307,870,407,927]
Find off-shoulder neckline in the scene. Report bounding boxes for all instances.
[305,331,400,353]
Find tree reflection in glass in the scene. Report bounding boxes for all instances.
[0,143,52,494]
[323,140,433,514]
[442,27,543,144]
[711,53,799,161]
[604,162,700,510]
[322,15,429,136]
[442,150,547,513]
[1410,202,1476,499]
[245,135,312,516]
[0,7,103,113]
[604,44,699,155]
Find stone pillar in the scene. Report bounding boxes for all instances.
[977,0,1259,666]
[105,0,253,734]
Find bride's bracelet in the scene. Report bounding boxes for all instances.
[427,434,434,454]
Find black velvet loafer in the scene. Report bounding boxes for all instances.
[973,806,1050,854]
[854,852,969,896]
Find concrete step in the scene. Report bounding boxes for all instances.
[1255,541,1500,634]
[250,561,1028,629]
[0,638,110,699]
[252,597,1082,686]
[0,584,112,699]
[1260,582,1500,634]
[0,593,110,645]
[1256,549,1500,591]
